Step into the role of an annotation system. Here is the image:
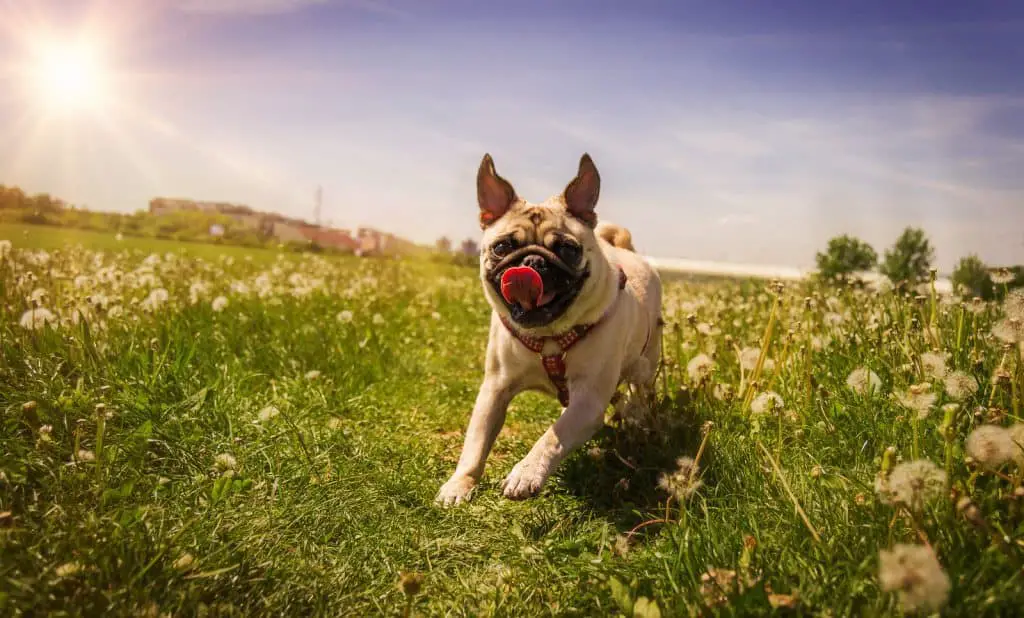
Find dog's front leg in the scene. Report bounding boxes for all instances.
[436,378,515,506]
[502,380,616,500]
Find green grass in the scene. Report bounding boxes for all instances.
[1,227,1022,617]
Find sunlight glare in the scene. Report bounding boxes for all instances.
[31,38,108,112]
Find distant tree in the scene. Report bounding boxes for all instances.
[815,234,878,283]
[952,254,994,300]
[435,236,452,253]
[881,227,935,289]
[460,238,479,256]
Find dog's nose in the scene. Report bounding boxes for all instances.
[521,254,547,271]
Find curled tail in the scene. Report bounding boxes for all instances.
[595,221,635,252]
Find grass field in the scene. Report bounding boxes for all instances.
[1,226,1023,617]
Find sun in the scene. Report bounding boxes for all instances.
[29,38,109,112]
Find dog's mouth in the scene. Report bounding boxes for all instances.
[488,246,588,327]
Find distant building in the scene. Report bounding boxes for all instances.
[148,196,414,255]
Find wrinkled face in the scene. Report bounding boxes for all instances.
[483,207,591,327]
[475,153,602,328]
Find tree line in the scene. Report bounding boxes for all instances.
[815,227,1023,298]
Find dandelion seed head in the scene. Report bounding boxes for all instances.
[55,562,84,578]
[211,296,229,312]
[686,353,715,383]
[920,351,947,380]
[965,424,1015,470]
[257,405,280,423]
[18,307,58,330]
[878,544,950,614]
[214,453,237,471]
[750,391,784,415]
[846,367,882,395]
[885,459,946,512]
[657,456,703,501]
[943,371,979,401]
[895,384,937,419]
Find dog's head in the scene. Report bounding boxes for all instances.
[476,153,607,329]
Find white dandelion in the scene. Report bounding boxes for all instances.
[211,296,229,312]
[846,367,882,396]
[878,544,950,614]
[686,353,715,383]
[965,424,1016,470]
[19,307,58,330]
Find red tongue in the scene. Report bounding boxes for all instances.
[500,266,544,310]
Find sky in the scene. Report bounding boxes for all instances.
[1,0,1022,271]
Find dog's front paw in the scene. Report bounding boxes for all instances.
[501,460,550,500]
[435,474,478,507]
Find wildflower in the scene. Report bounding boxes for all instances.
[1009,424,1024,466]
[189,281,210,304]
[0,239,11,256]
[211,296,229,312]
[657,456,703,501]
[696,322,714,336]
[878,544,950,614]
[846,367,882,396]
[372,313,385,325]
[686,353,715,383]
[1004,289,1024,321]
[173,553,195,571]
[990,268,1015,285]
[257,405,280,423]
[750,391,784,415]
[305,370,321,380]
[942,371,978,401]
[700,568,739,607]
[739,347,762,372]
[115,232,124,241]
[337,310,354,323]
[54,562,84,578]
[612,534,630,557]
[37,424,53,443]
[398,571,424,597]
[920,352,947,380]
[141,288,169,312]
[214,453,237,471]
[991,318,1024,344]
[19,307,58,330]
[964,425,1015,470]
[884,459,946,512]
[895,384,937,419]
[75,449,96,463]
[431,311,442,321]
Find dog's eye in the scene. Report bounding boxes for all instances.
[491,239,515,258]
[555,242,582,265]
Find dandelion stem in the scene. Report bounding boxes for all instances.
[954,305,965,365]
[742,293,781,411]
[757,441,822,544]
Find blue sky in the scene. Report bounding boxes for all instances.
[1,0,1022,270]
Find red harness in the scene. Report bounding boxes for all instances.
[500,268,628,407]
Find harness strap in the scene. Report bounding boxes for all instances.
[501,267,628,407]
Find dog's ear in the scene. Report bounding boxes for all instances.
[477,154,517,228]
[562,153,600,227]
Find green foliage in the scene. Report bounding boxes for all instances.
[952,254,994,300]
[1,227,1023,616]
[881,227,935,289]
[815,234,878,282]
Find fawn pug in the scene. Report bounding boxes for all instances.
[436,153,663,505]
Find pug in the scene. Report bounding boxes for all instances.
[435,153,663,505]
